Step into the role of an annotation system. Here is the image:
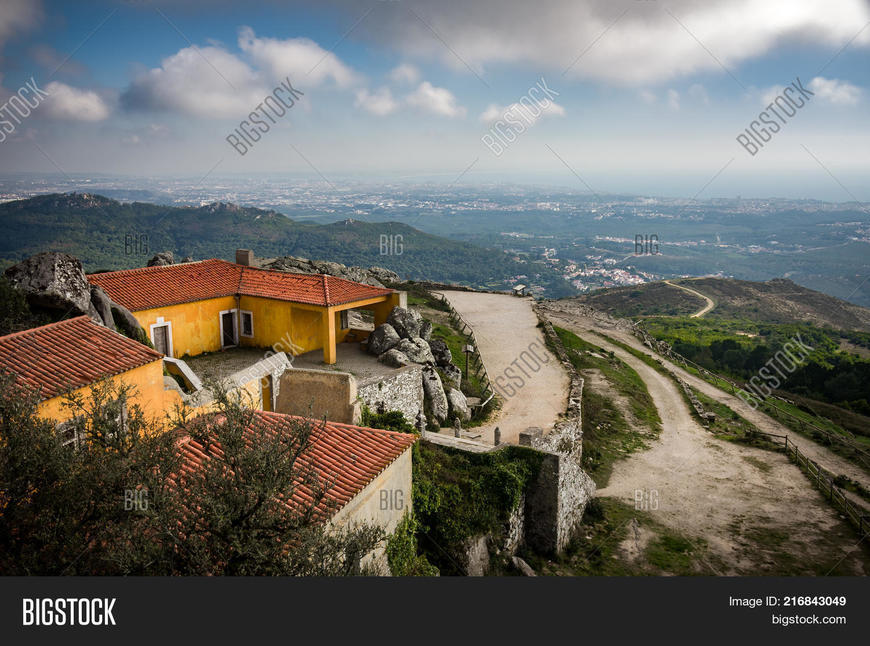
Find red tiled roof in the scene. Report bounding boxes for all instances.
[87,259,394,311]
[175,410,416,520]
[0,316,163,401]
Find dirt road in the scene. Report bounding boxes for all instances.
[543,307,867,574]
[435,291,568,445]
[665,279,715,317]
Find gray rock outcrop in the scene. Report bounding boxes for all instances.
[89,284,115,329]
[367,323,401,355]
[447,387,470,422]
[5,252,94,318]
[147,251,174,267]
[386,307,423,339]
[378,348,411,368]
[263,256,400,288]
[422,365,448,423]
[428,338,453,366]
[111,301,147,343]
[394,338,435,364]
[441,363,462,389]
[419,320,432,341]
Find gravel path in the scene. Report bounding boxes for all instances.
[665,279,716,317]
[544,308,867,575]
[434,291,569,445]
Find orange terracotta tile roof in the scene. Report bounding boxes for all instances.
[0,316,163,401]
[87,259,394,311]
[175,410,417,519]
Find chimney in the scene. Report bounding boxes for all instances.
[235,249,254,266]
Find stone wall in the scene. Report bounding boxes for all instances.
[357,365,424,427]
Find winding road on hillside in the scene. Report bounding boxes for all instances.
[540,304,868,574]
[665,279,715,317]
[434,291,569,445]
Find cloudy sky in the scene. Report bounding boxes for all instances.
[1,0,869,198]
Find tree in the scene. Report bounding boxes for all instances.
[0,373,385,575]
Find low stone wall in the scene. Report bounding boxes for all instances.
[276,368,359,423]
[358,365,424,427]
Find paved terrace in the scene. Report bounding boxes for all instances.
[291,341,395,383]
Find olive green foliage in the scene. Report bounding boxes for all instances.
[0,373,384,575]
[411,442,541,574]
[385,513,439,576]
[360,406,417,434]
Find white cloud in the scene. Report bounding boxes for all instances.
[667,89,680,110]
[639,90,657,104]
[122,45,267,118]
[41,82,111,121]
[406,81,465,117]
[0,0,40,49]
[389,63,420,84]
[808,76,860,105]
[237,26,356,87]
[688,83,709,105]
[479,99,564,126]
[355,86,399,115]
[350,0,870,85]
[760,84,785,107]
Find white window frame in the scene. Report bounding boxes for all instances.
[240,310,254,338]
[340,309,349,330]
[149,317,174,358]
[219,308,239,348]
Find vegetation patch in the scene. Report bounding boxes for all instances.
[524,497,717,576]
[412,442,542,574]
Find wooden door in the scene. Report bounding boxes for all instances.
[153,325,169,355]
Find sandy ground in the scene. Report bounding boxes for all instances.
[544,308,867,575]
[665,279,716,317]
[434,292,569,445]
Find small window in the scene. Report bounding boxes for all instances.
[58,420,81,449]
[240,310,254,338]
[340,310,349,330]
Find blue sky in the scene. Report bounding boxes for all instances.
[1,0,869,199]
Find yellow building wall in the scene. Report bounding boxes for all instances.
[36,360,171,430]
[237,296,325,356]
[132,292,400,363]
[134,296,237,359]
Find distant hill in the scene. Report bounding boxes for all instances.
[0,193,573,295]
[563,277,870,332]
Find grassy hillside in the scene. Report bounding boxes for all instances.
[0,193,574,295]
[567,277,870,332]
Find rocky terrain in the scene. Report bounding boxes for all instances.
[366,306,469,425]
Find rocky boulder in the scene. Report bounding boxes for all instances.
[394,337,435,364]
[89,285,115,329]
[111,301,148,344]
[419,320,432,341]
[386,307,423,339]
[428,338,453,367]
[147,251,174,267]
[368,266,401,285]
[422,365,448,424]
[367,323,400,355]
[441,363,462,390]
[262,255,398,288]
[447,388,471,422]
[378,348,411,368]
[5,252,94,317]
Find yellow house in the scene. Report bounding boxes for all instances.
[0,316,169,439]
[87,258,401,365]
